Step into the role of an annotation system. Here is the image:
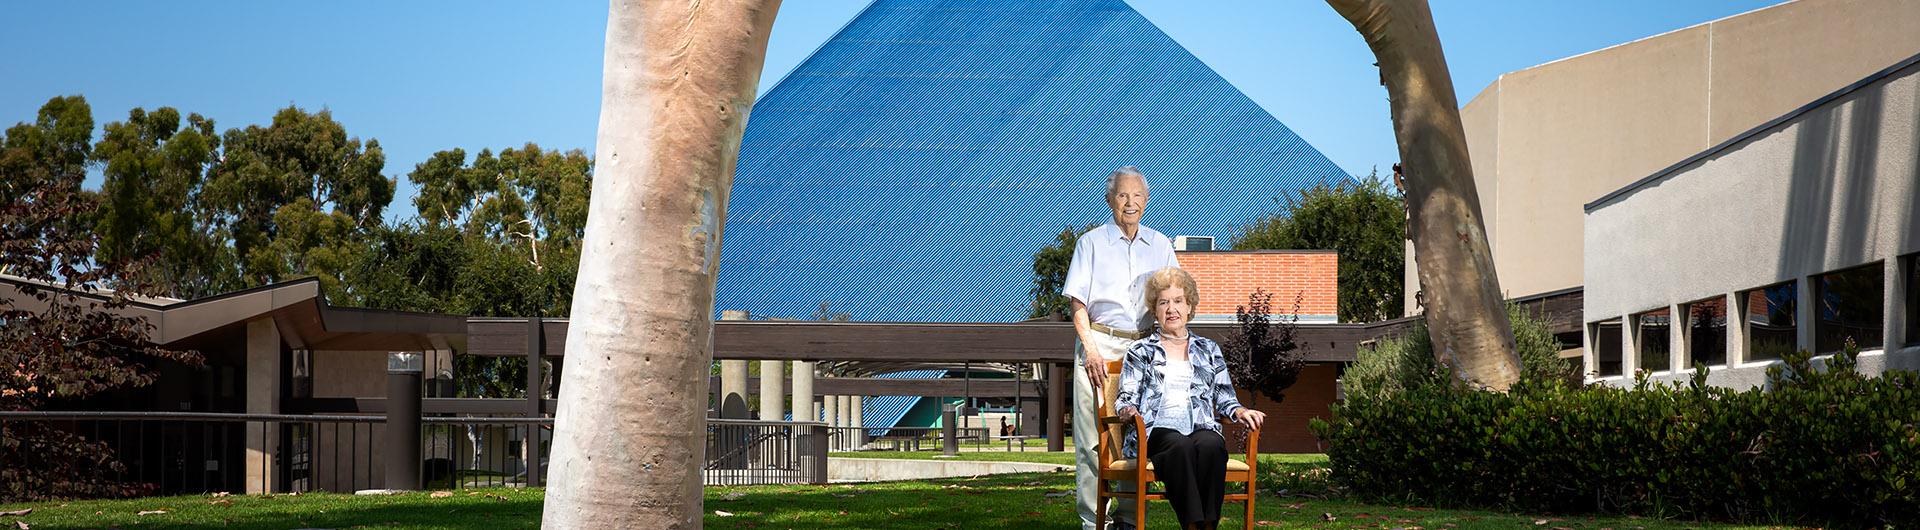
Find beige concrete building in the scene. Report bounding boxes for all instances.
[1583,52,1919,387]
[1406,0,1920,316]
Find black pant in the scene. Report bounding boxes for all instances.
[1147,427,1228,524]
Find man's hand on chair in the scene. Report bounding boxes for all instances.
[1084,349,1107,392]
[1116,406,1138,420]
[1233,408,1266,431]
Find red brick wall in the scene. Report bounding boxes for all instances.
[1176,251,1338,319]
[1229,363,1338,454]
[1175,251,1341,453]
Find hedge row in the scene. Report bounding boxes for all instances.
[1310,343,1920,528]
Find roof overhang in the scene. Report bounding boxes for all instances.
[1,275,468,353]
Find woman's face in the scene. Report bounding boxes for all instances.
[1153,285,1192,335]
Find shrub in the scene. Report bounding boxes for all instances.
[1341,303,1572,403]
[1310,340,1920,528]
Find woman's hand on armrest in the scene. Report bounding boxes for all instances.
[1233,408,1266,431]
[1116,406,1138,420]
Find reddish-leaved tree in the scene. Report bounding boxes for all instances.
[1,96,202,501]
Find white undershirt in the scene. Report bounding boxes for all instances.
[1157,359,1193,425]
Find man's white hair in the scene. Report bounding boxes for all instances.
[1105,165,1149,197]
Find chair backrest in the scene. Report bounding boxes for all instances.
[1099,359,1127,459]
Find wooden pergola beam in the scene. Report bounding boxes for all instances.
[468,319,1398,362]
[707,376,1048,397]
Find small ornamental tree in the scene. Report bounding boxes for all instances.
[1220,289,1306,451]
[1221,289,1306,406]
[1,96,202,501]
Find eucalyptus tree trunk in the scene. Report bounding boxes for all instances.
[1325,0,1521,390]
[542,1,780,527]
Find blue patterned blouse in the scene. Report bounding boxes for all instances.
[1112,333,1246,459]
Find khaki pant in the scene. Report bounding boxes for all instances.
[1075,332,1136,529]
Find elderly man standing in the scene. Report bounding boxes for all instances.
[1062,165,1178,530]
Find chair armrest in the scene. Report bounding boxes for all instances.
[1100,415,1150,437]
[1096,415,1151,467]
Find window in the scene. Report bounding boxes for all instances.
[1814,262,1884,353]
[1907,254,1918,347]
[1635,308,1670,373]
[1743,282,1798,361]
[1591,319,1623,377]
[1684,297,1728,367]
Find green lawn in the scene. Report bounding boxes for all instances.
[705,472,1788,529]
[0,467,1791,530]
[0,488,544,530]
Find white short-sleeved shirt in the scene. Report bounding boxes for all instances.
[1061,223,1180,331]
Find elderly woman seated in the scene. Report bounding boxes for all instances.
[1114,267,1266,530]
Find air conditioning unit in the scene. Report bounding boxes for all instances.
[1173,235,1214,251]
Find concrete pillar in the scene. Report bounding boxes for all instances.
[1885,260,1906,350]
[837,396,852,429]
[1728,292,1750,365]
[756,360,784,465]
[822,394,842,451]
[1582,322,1598,379]
[799,423,828,484]
[719,311,751,420]
[849,395,864,446]
[720,360,749,419]
[1670,303,1686,372]
[244,318,281,494]
[758,361,784,421]
[1620,313,1638,376]
[791,361,815,422]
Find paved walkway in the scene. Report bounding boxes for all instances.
[827,457,1069,482]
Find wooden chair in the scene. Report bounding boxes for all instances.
[1094,359,1259,530]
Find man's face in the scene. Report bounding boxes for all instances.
[1106,175,1148,227]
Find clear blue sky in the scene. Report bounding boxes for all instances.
[1,0,1784,223]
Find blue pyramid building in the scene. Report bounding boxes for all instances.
[717,0,1352,323]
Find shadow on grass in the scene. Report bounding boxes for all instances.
[705,471,1080,529]
[4,489,544,530]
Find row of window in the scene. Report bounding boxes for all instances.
[1590,254,1919,377]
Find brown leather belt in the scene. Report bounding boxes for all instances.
[1090,322,1145,340]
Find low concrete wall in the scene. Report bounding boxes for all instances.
[827,457,1068,482]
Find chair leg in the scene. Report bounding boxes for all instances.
[1241,484,1255,530]
[1095,480,1107,530]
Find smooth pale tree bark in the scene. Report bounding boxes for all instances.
[543,1,781,528]
[1325,0,1521,390]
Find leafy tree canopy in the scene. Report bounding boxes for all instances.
[1229,171,1405,323]
[1027,223,1097,320]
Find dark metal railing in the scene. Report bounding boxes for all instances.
[704,419,827,486]
[826,426,1017,452]
[0,411,382,496]
[4,412,828,497]
[421,416,552,489]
